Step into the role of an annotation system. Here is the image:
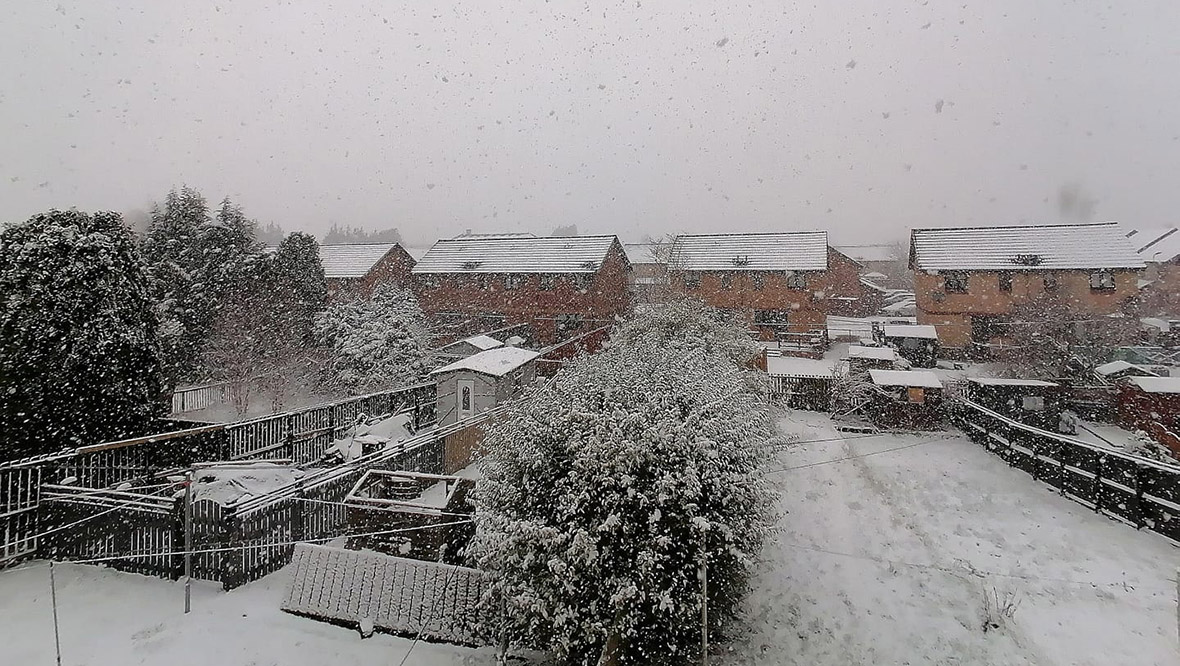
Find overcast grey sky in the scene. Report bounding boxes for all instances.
[2,1,1178,246]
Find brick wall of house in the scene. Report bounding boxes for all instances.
[414,242,631,345]
[1138,261,1180,316]
[914,268,1141,348]
[668,248,864,337]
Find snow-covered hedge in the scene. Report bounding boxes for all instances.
[470,301,774,665]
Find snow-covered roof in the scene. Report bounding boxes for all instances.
[882,300,916,314]
[412,235,619,274]
[967,377,1059,387]
[1095,360,1157,377]
[910,222,1145,271]
[670,231,828,272]
[319,243,403,279]
[883,324,938,340]
[1135,228,1180,263]
[402,246,432,261]
[860,277,889,293]
[766,356,842,379]
[833,244,897,263]
[462,334,503,351]
[848,346,898,361]
[454,231,538,239]
[870,369,943,389]
[430,347,541,377]
[1125,376,1180,394]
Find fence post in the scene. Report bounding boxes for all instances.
[1131,463,1145,530]
[1092,454,1105,514]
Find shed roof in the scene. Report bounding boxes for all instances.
[412,235,619,274]
[461,334,503,351]
[766,356,842,379]
[670,231,828,272]
[910,222,1145,271]
[319,243,403,279]
[883,324,938,340]
[848,345,898,361]
[870,369,943,389]
[1125,376,1180,394]
[967,377,1059,387]
[1095,360,1157,377]
[430,347,541,377]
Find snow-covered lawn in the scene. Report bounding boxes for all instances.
[0,562,496,666]
[724,412,1179,665]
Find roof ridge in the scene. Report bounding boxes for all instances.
[1136,227,1178,254]
[912,221,1120,233]
[674,230,826,239]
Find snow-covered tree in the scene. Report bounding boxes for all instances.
[0,210,166,457]
[141,186,210,383]
[322,222,401,244]
[315,284,432,394]
[470,301,774,665]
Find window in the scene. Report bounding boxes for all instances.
[751,273,765,290]
[504,274,525,290]
[754,310,789,327]
[539,274,557,291]
[573,274,592,290]
[1022,395,1045,411]
[906,387,926,404]
[1089,271,1115,291]
[720,274,733,290]
[786,272,807,289]
[458,379,475,420]
[943,271,968,293]
[998,272,1013,292]
[684,272,701,290]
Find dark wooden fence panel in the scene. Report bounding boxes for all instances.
[39,487,179,579]
[954,399,1179,544]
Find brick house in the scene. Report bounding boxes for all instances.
[411,235,631,345]
[319,243,417,301]
[666,231,865,339]
[909,222,1145,354]
[1128,227,1180,317]
[1117,376,1180,457]
[623,242,669,303]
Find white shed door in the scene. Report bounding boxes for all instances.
[458,379,475,421]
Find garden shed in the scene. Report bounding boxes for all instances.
[847,345,900,374]
[438,334,504,360]
[867,369,944,429]
[430,347,540,426]
[964,377,1064,432]
[877,324,940,368]
[343,470,475,563]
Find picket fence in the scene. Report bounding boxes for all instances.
[954,398,1180,543]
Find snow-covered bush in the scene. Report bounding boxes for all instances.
[314,284,432,395]
[0,210,166,457]
[470,302,774,665]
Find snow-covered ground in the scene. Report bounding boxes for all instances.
[723,412,1179,665]
[0,562,496,666]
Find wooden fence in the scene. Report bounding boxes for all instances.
[953,399,1180,543]
[0,382,436,569]
[768,376,833,412]
[171,382,231,414]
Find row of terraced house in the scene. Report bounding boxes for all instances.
[312,222,1180,352]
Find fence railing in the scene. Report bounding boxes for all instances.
[14,413,490,589]
[0,382,437,568]
[171,382,232,414]
[953,398,1180,544]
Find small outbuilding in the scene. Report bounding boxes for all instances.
[867,369,944,429]
[343,470,475,563]
[1094,360,1159,384]
[438,334,504,360]
[847,345,900,374]
[876,324,940,368]
[1117,376,1180,457]
[964,378,1065,432]
[430,347,541,426]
